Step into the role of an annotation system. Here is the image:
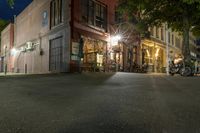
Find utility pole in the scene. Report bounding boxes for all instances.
[4,46,7,75]
[165,24,169,75]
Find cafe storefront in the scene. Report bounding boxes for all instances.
[142,39,165,73]
[82,37,107,72]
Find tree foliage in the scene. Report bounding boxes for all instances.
[0,19,8,33]
[118,0,200,61]
[0,19,9,48]
[7,0,14,8]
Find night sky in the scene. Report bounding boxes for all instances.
[0,0,32,20]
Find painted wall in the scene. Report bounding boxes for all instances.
[14,0,71,74]
[1,23,14,72]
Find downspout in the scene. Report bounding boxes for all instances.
[70,0,74,72]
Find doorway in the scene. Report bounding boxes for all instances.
[49,36,63,72]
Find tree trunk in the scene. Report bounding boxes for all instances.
[182,17,191,62]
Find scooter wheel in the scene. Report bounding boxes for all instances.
[180,67,191,77]
[169,72,175,76]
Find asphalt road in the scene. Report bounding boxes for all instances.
[0,72,200,133]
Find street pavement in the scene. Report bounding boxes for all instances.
[0,72,200,133]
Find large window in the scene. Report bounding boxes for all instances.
[115,6,123,23]
[88,0,107,30]
[175,37,181,48]
[161,27,164,41]
[168,32,171,44]
[150,27,154,36]
[156,27,159,38]
[50,0,63,28]
[172,34,174,45]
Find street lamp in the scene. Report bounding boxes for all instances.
[11,48,18,56]
[109,35,122,71]
[110,35,122,46]
[4,45,7,75]
[165,25,170,75]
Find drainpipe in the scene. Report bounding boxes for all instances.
[70,0,74,72]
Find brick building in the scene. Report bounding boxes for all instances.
[71,0,119,72]
[0,23,14,72]
[1,0,198,74]
[5,0,71,74]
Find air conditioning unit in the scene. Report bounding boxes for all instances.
[20,47,26,52]
[26,42,34,50]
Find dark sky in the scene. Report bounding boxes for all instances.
[0,0,32,20]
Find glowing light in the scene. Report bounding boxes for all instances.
[4,45,7,49]
[155,48,160,57]
[146,50,150,57]
[110,35,122,46]
[11,48,18,56]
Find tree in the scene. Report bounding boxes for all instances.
[0,19,8,31]
[7,0,14,7]
[0,19,9,49]
[118,0,200,62]
[110,22,143,72]
[115,1,151,71]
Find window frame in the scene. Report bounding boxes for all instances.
[156,27,159,38]
[50,0,63,29]
[87,0,107,31]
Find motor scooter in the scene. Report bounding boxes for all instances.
[169,57,192,76]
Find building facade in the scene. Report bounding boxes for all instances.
[141,25,182,72]
[0,23,14,72]
[1,0,199,74]
[71,0,118,72]
[2,0,71,74]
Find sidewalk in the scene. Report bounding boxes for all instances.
[0,72,27,77]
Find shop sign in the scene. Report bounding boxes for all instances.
[72,42,79,55]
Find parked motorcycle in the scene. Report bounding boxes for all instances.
[169,57,192,76]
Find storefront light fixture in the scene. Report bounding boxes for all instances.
[155,48,160,57]
[4,45,7,49]
[111,35,121,42]
[11,48,18,56]
[146,49,150,57]
[110,35,122,46]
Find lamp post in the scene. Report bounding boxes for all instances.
[165,24,170,75]
[4,45,7,75]
[110,35,122,72]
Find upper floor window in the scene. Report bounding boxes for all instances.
[175,37,181,48]
[115,7,123,23]
[168,32,171,44]
[50,0,63,28]
[150,27,154,36]
[156,27,159,38]
[172,34,174,45]
[161,27,164,41]
[88,0,107,30]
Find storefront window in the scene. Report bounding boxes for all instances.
[97,54,103,66]
[83,37,107,68]
[143,43,164,72]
